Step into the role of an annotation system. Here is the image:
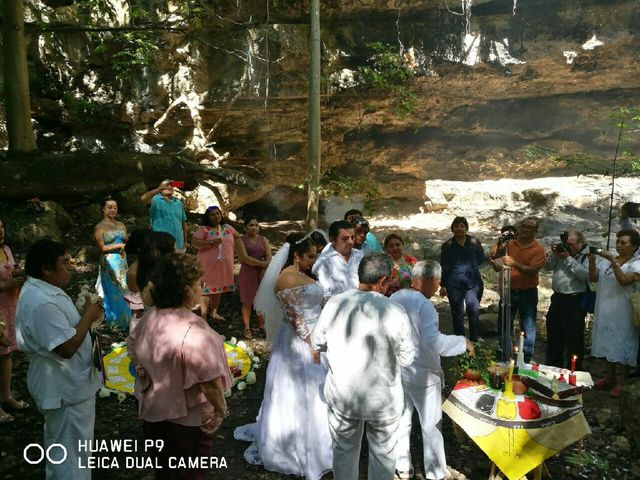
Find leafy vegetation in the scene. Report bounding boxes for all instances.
[565,450,610,474]
[94,32,158,82]
[451,340,495,380]
[295,168,380,201]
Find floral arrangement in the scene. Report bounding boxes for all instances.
[74,283,104,329]
[221,336,260,396]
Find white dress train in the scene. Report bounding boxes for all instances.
[234,283,333,479]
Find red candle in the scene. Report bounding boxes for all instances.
[569,373,577,386]
[571,355,577,372]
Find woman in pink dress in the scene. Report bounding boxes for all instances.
[0,219,29,423]
[127,253,232,479]
[236,217,272,339]
[191,206,241,321]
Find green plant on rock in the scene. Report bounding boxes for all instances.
[94,32,158,82]
[62,93,110,124]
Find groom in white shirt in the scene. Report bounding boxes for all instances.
[390,260,474,480]
[312,253,414,480]
[312,220,364,297]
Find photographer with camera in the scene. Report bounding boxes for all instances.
[544,230,589,370]
[493,218,546,363]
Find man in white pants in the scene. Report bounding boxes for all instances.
[16,240,103,479]
[390,260,475,480]
[312,253,414,480]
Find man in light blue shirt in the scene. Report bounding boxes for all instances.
[141,180,187,251]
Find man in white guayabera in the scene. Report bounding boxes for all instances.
[312,220,364,297]
[16,240,103,479]
[312,253,414,480]
[390,260,475,480]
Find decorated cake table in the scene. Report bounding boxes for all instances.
[443,364,592,480]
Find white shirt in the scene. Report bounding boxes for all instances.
[312,244,364,297]
[312,289,414,420]
[16,277,100,409]
[390,289,466,387]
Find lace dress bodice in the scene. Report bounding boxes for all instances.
[276,283,324,339]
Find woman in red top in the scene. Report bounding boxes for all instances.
[384,233,417,296]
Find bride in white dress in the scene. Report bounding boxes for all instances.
[234,232,332,479]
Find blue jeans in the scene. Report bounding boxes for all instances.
[447,283,483,341]
[498,288,538,362]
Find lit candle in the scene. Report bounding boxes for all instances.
[503,359,516,399]
[519,331,525,354]
[515,344,525,368]
[571,355,577,373]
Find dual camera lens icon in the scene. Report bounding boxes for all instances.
[23,443,68,465]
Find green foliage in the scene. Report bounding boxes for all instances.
[565,451,610,473]
[451,340,495,380]
[94,32,157,82]
[294,168,381,201]
[354,42,417,118]
[356,42,414,89]
[62,93,109,123]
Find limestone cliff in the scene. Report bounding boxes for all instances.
[0,0,638,212]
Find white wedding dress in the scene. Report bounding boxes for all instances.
[234,283,333,479]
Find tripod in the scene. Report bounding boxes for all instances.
[499,264,513,361]
[497,240,514,361]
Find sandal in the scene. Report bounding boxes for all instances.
[243,328,253,340]
[1,398,29,412]
[0,411,14,424]
[594,377,615,391]
[609,384,624,399]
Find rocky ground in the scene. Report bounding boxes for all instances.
[1,220,639,480]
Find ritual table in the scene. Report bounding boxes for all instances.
[443,378,591,480]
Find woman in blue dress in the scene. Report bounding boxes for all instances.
[94,198,131,330]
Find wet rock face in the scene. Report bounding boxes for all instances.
[3,1,640,212]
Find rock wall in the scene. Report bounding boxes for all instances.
[0,0,638,214]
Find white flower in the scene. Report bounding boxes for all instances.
[237,381,247,391]
[237,341,247,349]
[224,390,232,398]
[117,392,127,403]
[246,372,257,385]
[245,347,254,357]
[98,387,111,398]
[229,337,238,345]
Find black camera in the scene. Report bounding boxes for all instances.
[499,230,517,243]
[556,231,570,253]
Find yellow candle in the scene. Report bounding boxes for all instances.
[503,359,515,399]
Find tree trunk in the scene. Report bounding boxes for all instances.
[306,0,321,230]
[2,0,38,154]
[0,152,256,201]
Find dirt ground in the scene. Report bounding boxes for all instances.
[1,222,638,480]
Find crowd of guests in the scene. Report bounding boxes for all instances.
[2,183,640,479]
